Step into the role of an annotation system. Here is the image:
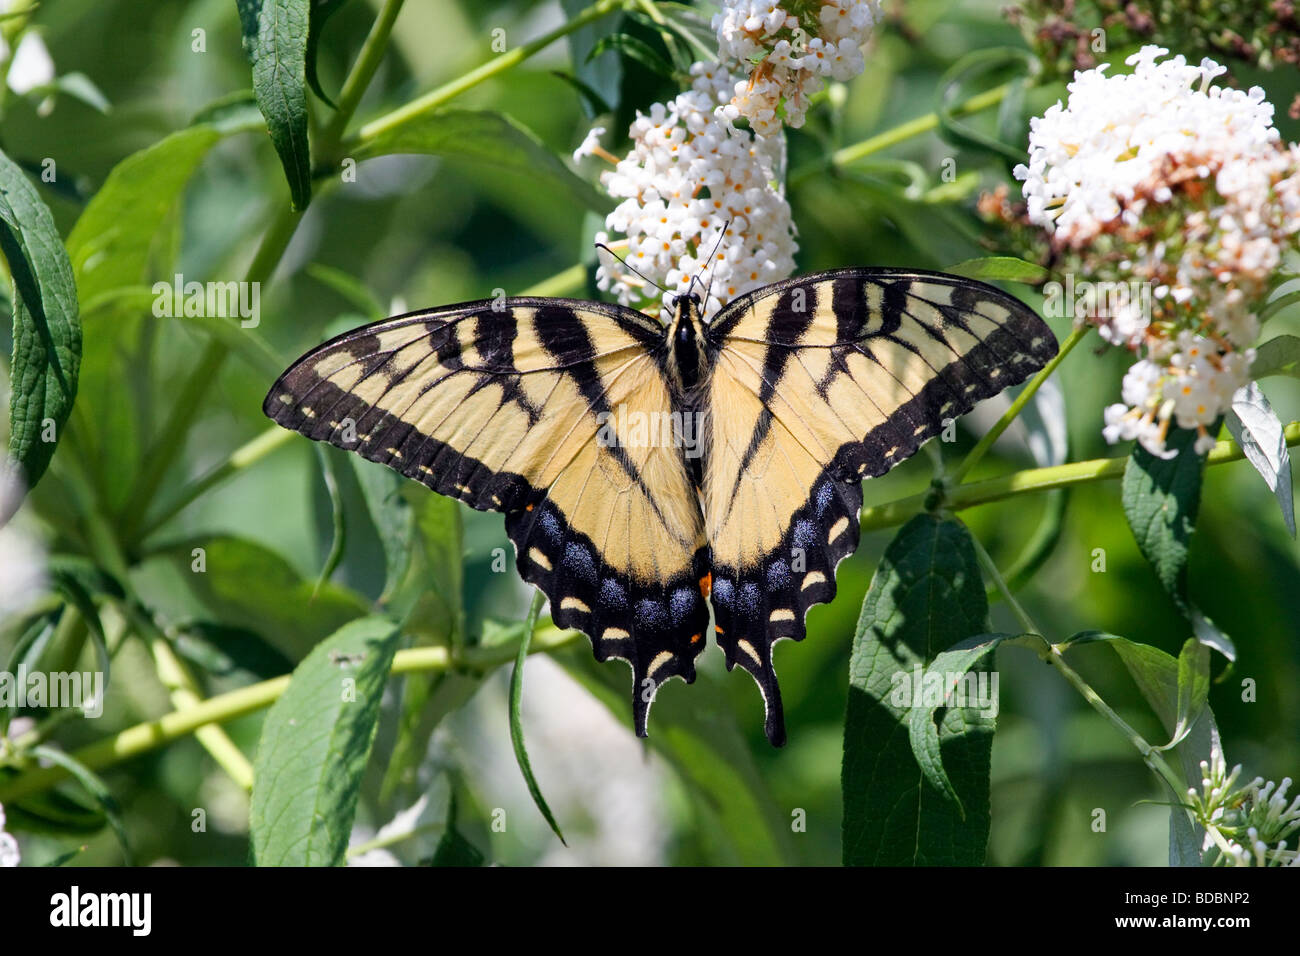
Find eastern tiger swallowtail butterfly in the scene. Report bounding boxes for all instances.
[264,268,1057,745]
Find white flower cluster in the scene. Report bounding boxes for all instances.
[713,0,882,135]
[581,63,798,318]
[1016,46,1300,457]
[1187,756,1300,866]
[0,804,18,868]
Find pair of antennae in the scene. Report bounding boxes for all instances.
[594,221,732,317]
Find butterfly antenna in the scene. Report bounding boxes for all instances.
[595,242,669,297]
[699,220,732,313]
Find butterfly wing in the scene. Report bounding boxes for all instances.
[701,269,1058,744]
[264,298,711,734]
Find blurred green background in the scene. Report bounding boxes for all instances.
[3,0,1298,866]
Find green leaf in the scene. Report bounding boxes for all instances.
[508,589,566,844]
[312,444,347,594]
[1167,638,1210,752]
[240,0,312,210]
[843,514,995,866]
[376,489,461,801]
[945,255,1049,285]
[1062,631,1223,864]
[29,745,132,864]
[1120,424,1206,614]
[1121,422,1237,659]
[66,126,222,304]
[0,149,81,490]
[306,0,351,108]
[906,632,1025,806]
[562,0,623,118]
[189,89,265,134]
[587,33,676,79]
[428,827,485,867]
[355,110,611,214]
[935,48,1036,163]
[348,456,415,603]
[1226,382,1295,536]
[24,73,112,114]
[147,535,369,661]
[1251,334,1300,380]
[250,616,401,866]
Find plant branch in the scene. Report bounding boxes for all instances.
[346,0,627,148]
[860,421,1300,532]
[0,624,581,803]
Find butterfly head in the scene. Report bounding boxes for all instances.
[667,290,708,391]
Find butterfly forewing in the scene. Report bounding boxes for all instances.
[264,298,711,734]
[702,269,1058,744]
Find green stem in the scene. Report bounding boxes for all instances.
[0,624,581,803]
[862,421,1300,532]
[345,820,445,859]
[347,0,626,148]
[320,0,407,149]
[790,82,1013,186]
[969,531,1039,636]
[1042,644,1188,798]
[949,326,1089,486]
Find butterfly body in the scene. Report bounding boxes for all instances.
[266,268,1058,745]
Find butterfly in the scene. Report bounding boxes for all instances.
[264,268,1057,745]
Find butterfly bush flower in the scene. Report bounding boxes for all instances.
[1186,754,1300,866]
[1014,46,1300,457]
[713,0,882,135]
[577,62,798,318]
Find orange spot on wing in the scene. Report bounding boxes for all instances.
[699,572,712,597]
[525,504,534,512]
[690,633,702,644]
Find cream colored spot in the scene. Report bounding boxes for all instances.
[646,651,673,679]
[560,597,590,613]
[388,448,404,460]
[769,609,795,623]
[602,627,630,641]
[990,367,1002,378]
[302,407,316,419]
[885,446,899,458]
[828,516,850,543]
[418,465,433,475]
[529,548,551,571]
[278,393,293,405]
[737,640,762,666]
[802,571,826,591]
[913,424,926,436]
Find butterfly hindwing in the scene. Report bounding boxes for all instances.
[702,269,1058,744]
[263,298,710,733]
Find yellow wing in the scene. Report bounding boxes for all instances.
[702,269,1058,744]
[264,298,711,734]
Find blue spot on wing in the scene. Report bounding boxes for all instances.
[635,599,666,630]
[600,578,627,610]
[766,561,790,590]
[669,587,696,624]
[564,542,598,585]
[713,578,734,607]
